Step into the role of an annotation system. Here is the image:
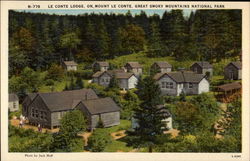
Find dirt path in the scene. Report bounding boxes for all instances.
[10,119,59,133]
[214,103,227,138]
[110,130,126,140]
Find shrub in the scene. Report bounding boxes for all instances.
[87,129,112,152]
[45,79,54,86]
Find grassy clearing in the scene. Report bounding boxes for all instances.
[108,52,194,75]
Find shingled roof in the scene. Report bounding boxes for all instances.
[153,61,172,68]
[37,89,98,112]
[93,61,109,67]
[9,93,19,102]
[125,62,142,68]
[93,70,134,79]
[22,93,37,107]
[80,97,120,115]
[226,61,242,69]
[191,61,213,68]
[217,82,241,92]
[63,61,78,66]
[154,71,206,83]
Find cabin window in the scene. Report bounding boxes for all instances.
[13,102,16,108]
[35,110,39,118]
[31,109,35,117]
[166,82,170,88]
[106,78,109,83]
[101,78,105,82]
[161,82,165,88]
[169,82,174,89]
[189,83,193,88]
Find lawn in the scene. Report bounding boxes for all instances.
[108,52,194,75]
[101,120,133,152]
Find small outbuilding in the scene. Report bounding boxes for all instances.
[216,82,241,98]
[190,61,213,77]
[9,93,19,112]
[76,97,120,131]
[92,70,138,90]
[151,61,172,73]
[92,61,109,73]
[124,62,143,76]
[62,61,78,71]
[224,61,242,80]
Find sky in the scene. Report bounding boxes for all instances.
[19,9,195,18]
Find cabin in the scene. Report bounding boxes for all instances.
[154,71,209,96]
[92,61,109,73]
[224,61,242,80]
[190,61,213,78]
[76,97,120,131]
[124,62,143,76]
[151,61,172,73]
[23,89,98,129]
[62,61,78,71]
[215,82,241,103]
[132,105,172,131]
[22,93,37,117]
[92,70,138,90]
[9,94,19,112]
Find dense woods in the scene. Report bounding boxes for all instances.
[9,10,241,76]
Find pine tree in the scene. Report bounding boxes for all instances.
[75,76,84,89]
[133,76,168,152]
[109,76,119,89]
[147,21,165,57]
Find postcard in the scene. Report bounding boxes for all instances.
[1,1,250,161]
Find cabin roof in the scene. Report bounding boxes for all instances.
[80,97,120,115]
[154,71,206,83]
[125,62,142,68]
[37,89,98,112]
[191,61,213,68]
[9,93,19,102]
[153,61,172,68]
[227,61,242,69]
[63,61,78,66]
[217,82,241,92]
[93,61,109,67]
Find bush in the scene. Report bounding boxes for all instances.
[46,64,64,81]
[87,129,112,152]
[45,79,54,86]
[163,96,179,104]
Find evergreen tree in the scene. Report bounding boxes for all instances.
[109,76,119,89]
[147,21,165,57]
[133,76,168,152]
[75,76,84,89]
[60,32,81,60]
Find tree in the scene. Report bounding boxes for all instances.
[146,21,165,58]
[47,64,64,81]
[174,102,202,135]
[87,129,112,152]
[118,24,146,54]
[133,76,167,152]
[108,76,119,89]
[75,76,84,89]
[51,110,86,152]
[60,32,81,60]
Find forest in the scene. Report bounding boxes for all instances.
[9,9,241,77]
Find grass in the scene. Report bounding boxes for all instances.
[102,120,131,133]
[108,52,194,75]
[104,140,133,152]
